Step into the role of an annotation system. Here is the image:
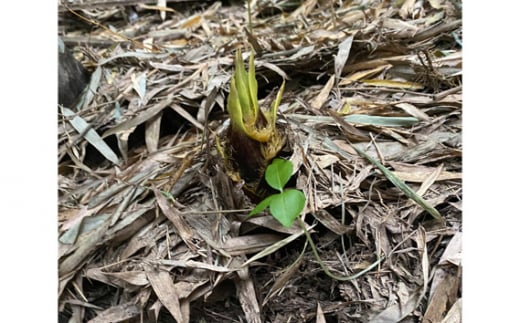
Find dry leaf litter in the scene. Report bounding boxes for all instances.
[58,0,462,322]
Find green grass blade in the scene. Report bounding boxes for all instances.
[352,144,443,222]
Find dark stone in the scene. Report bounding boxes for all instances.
[58,37,90,108]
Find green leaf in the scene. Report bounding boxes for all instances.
[265,158,293,192]
[248,195,275,217]
[270,189,306,227]
[351,144,444,223]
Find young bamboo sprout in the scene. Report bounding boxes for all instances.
[223,48,286,198]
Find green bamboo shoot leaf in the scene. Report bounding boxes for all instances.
[265,158,293,192]
[270,189,306,227]
[227,76,247,133]
[234,50,255,121]
[248,195,275,216]
[248,52,259,112]
[269,80,285,127]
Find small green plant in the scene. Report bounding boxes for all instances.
[249,158,385,282]
[248,158,306,227]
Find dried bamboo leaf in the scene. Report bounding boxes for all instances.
[198,85,219,123]
[170,103,205,131]
[145,110,162,153]
[146,268,186,323]
[108,185,142,225]
[411,19,461,42]
[103,270,149,286]
[310,75,335,110]
[98,51,171,66]
[424,266,460,322]
[313,209,353,236]
[441,298,462,323]
[382,18,420,38]
[103,94,173,138]
[80,65,102,110]
[245,214,303,235]
[235,274,262,323]
[288,45,315,60]
[399,0,417,19]
[438,232,462,267]
[427,0,443,9]
[131,72,147,101]
[361,79,424,90]
[116,128,131,163]
[345,114,419,127]
[339,64,391,86]
[415,164,443,197]
[109,203,155,239]
[289,0,317,18]
[174,281,208,300]
[149,62,192,72]
[61,107,120,165]
[425,10,446,25]
[313,153,339,169]
[309,29,346,41]
[59,217,110,276]
[60,206,95,236]
[316,302,326,323]
[59,213,110,244]
[153,187,197,251]
[369,284,423,322]
[417,227,430,294]
[341,9,365,25]
[334,35,354,80]
[241,224,315,267]
[348,141,406,161]
[87,169,152,209]
[119,221,164,260]
[263,244,305,305]
[223,233,285,256]
[58,272,75,299]
[257,60,289,80]
[391,170,461,182]
[87,302,140,323]
[155,259,234,273]
[158,0,166,20]
[395,102,431,121]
